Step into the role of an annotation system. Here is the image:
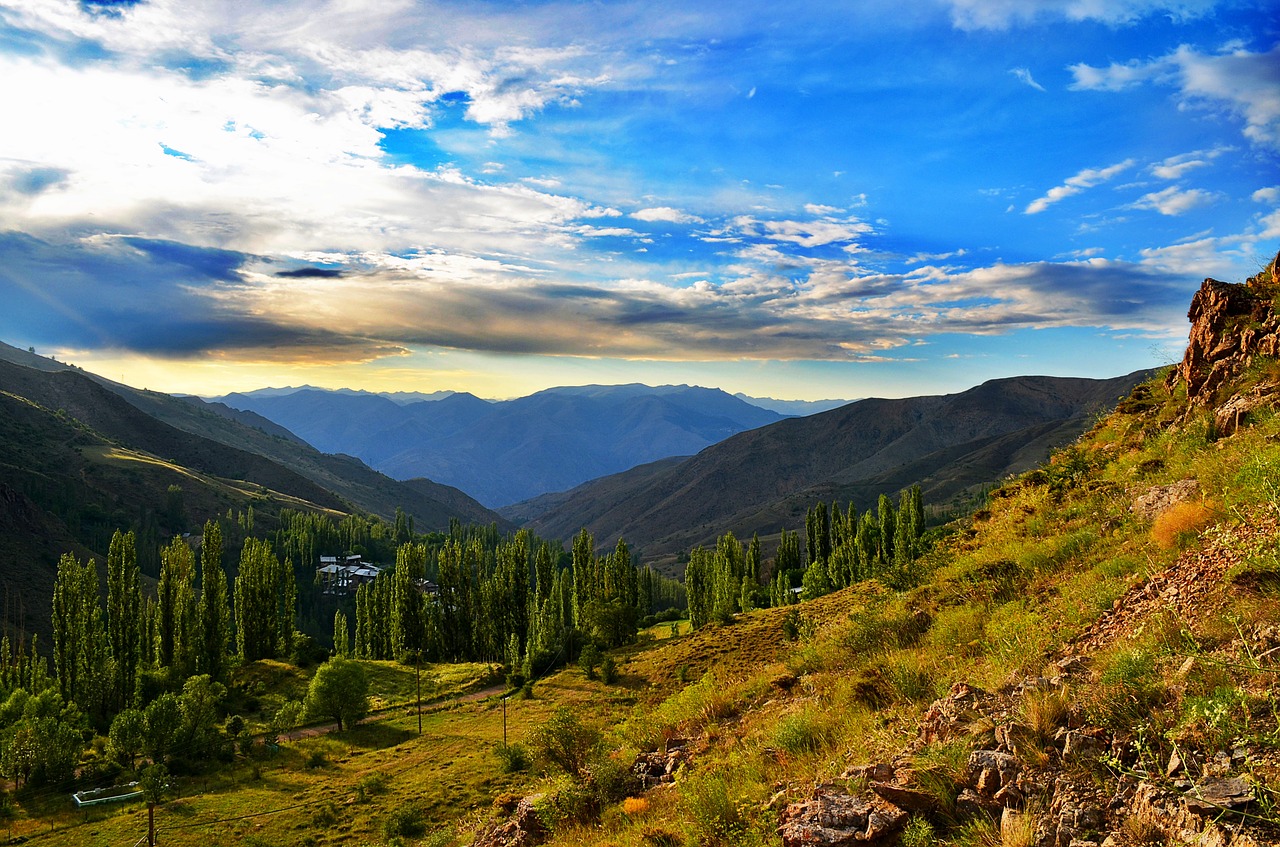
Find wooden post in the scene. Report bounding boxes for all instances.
[148,801,155,846]
[415,651,422,736]
[502,695,507,746]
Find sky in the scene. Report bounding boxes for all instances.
[0,0,1277,402]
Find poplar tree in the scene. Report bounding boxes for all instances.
[51,552,105,716]
[235,538,295,661]
[195,519,232,681]
[106,530,141,710]
[157,538,197,675]
[333,611,350,657]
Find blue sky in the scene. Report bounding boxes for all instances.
[0,0,1276,401]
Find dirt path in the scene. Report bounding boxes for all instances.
[277,681,508,741]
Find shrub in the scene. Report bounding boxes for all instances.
[900,815,936,847]
[600,655,618,684]
[494,742,531,774]
[1089,648,1166,730]
[529,707,602,779]
[578,644,603,680]
[773,709,829,755]
[622,796,651,816]
[305,750,328,769]
[384,803,427,839]
[357,770,389,796]
[680,772,748,847]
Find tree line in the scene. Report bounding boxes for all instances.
[685,486,927,628]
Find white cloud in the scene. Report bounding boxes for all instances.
[1071,42,1280,149]
[1253,186,1280,204]
[632,206,705,224]
[1128,186,1218,216]
[1009,67,1045,91]
[1149,148,1226,180]
[945,0,1218,30]
[1024,160,1134,215]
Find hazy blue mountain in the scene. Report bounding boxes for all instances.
[733,393,853,416]
[216,384,785,507]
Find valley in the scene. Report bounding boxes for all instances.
[0,254,1276,847]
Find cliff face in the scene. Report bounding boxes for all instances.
[1167,251,1280,433]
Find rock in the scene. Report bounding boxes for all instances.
[1214,381,1280,436]
[968,749,1019,796]
[1062,730,1106,761]
[1183,776,1255,816]
[955,788,988,818]
[1167,252,1280,412]
[473,793,546,847]
[1166,747,1185,777]
[777,789,907,846]
[868,780,935,812]
[1132,479,1201,521]
[919,682,993,744]
[841,762,895,783]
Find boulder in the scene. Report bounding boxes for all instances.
[777,789,907,846]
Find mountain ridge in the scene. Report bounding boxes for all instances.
[505,370,1153,561]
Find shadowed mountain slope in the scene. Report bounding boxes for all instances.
[506,371,1151,560]
[0,342,506,531]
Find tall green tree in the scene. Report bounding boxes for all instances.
[157,538,197,676]
[234,538,295,661]
[195,520,232,681]
[106,530,142,711]
[51,553,105,718]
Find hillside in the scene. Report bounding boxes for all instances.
[507,371,1150,560]
[0,341,507,531]
[216,383,785,507]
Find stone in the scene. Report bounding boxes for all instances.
[473,793,546,847]
[1183,776,1255,816]
[868,781,935,812]
[777,789,908,846]
[968,749,1019,795]
[1132,479,1201,521]
[841,762,895,783]
[1166,747,1185,777]
[1062,730,1105,761]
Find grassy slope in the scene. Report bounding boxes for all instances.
[11,365,1280,846]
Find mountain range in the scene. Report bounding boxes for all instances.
[214,384,787,507]
[503,371,1152,565]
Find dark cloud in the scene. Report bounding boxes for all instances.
[9,167,70,196]
[274,267,347,279]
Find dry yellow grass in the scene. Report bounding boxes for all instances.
[1151,500,1217,549]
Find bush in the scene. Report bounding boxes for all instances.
[600,655,618,684]
[494,742,531,773]
[680,772,749,847]
[384,803,427,839]
[578,644,602,680]
[773,709,829,755]
[529,707,602,779]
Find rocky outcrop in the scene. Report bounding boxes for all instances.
[1167,251,1280,412]
[777,788,908,846]
[473,794,546,847]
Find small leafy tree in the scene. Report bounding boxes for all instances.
[528,706,601,780]
[107,708,146,769]
[305,657,369,732]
